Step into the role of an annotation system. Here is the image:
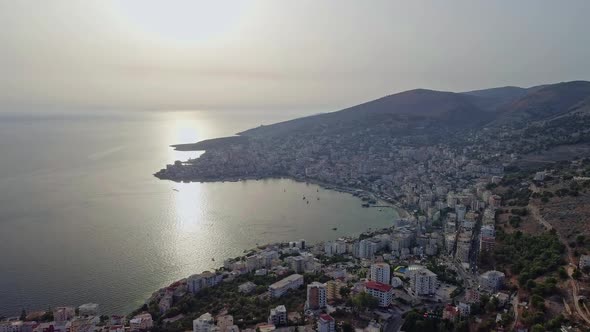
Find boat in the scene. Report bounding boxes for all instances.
[361,203,370,208]
[172,189,179,192]
[317,197,320,200]
[302,196,306,200]
[211,258,215,261]
[332,227,338,231]
[307,201,309,204]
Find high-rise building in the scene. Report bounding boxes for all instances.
[305,282,327,310]
[408,267,437,296]
[369,263,391,284]
[268,305,287,326]
[317,314,335,332]
[326,280,345,302]
[192,313,214,332]
[365,281,393,307]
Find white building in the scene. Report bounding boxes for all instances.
[391,277,403,288]
[579,255,590,269]
[369,263,391,284]
[268,305,287,326]
[359,239,379,259]
[130,313,153,332]
[193,313,214,332]
[238,281,257,294]
[187,272,222,294]
[317,314,335,332]
[269,274,304,298]
[305,282,327,310]
[408,267,437,296]
[479,270,505,293]
[78,303,99,316]
[365,281,393,307]
[53,307,76,323]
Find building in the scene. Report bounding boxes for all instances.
[129,313,153,332]
[159,294,173,314]
[326,279,345,302]
[408,267,437,296]
[317,314,335,332]
[269,274,304,298]
[69,317,96,332]
[268,305,287,326]
[289,256,305,273]
[442,304,459,321]
[369,263,391,284]
[216,315,238,332]
[187,274,204,294]
[53,307,75,323]
[579,255,590,269]
[365,281,393,307]
[479,270,505,293]
[77,303,99,316]
[238,281,257,294]
[187,272,222,294]
[390,277,403,288]
[193,313,214,332]
[305,282,327,310]
[359,239,379,259]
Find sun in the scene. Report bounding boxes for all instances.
[113,0,250,44]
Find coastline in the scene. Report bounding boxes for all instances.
[155,172,410,219]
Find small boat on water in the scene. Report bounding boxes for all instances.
[332,227,338,231]
[172,189,179,192]
[307,201,309,204]
[317,197,320,200]
[361,203,370,208]
[211,258,215,261]
[302,196,306,200]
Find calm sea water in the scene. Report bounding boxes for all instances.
[0,110,397,316]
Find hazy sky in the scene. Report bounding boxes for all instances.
[1,0,589,113]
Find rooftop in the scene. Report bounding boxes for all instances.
[365,281,393,292]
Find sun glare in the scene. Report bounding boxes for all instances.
[114,0,250,44]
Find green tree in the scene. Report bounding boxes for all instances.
[351,292,378,312]
[531,324,545,332]
[573,268,582,280]
[20,309,27,321]
[531,295,545,310]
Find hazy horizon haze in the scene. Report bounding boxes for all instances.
[1,0,590,113]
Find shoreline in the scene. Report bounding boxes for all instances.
[156,172,411,219]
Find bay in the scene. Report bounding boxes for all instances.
[0,110,397,316]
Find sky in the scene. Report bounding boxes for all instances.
[1,0,590,113]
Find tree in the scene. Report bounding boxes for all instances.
[339,286,350,298]
[573,268,582,280]
[531,324,545,332]
[351,292,378,312]
[20,309,27,321]
[531,295,545,310]
[558,267,568,279]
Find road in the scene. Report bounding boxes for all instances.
[527,195,590,325]
[383,311,404,332]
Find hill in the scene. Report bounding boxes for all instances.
[493,81,590,127]
[240,89,496,139]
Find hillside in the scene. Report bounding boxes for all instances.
[493,81,590,127]
[239,89,496,138]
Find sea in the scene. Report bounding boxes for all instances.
[0,110,398,316]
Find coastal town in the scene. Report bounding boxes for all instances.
[6,83,590,331]
[7,154,590,332]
